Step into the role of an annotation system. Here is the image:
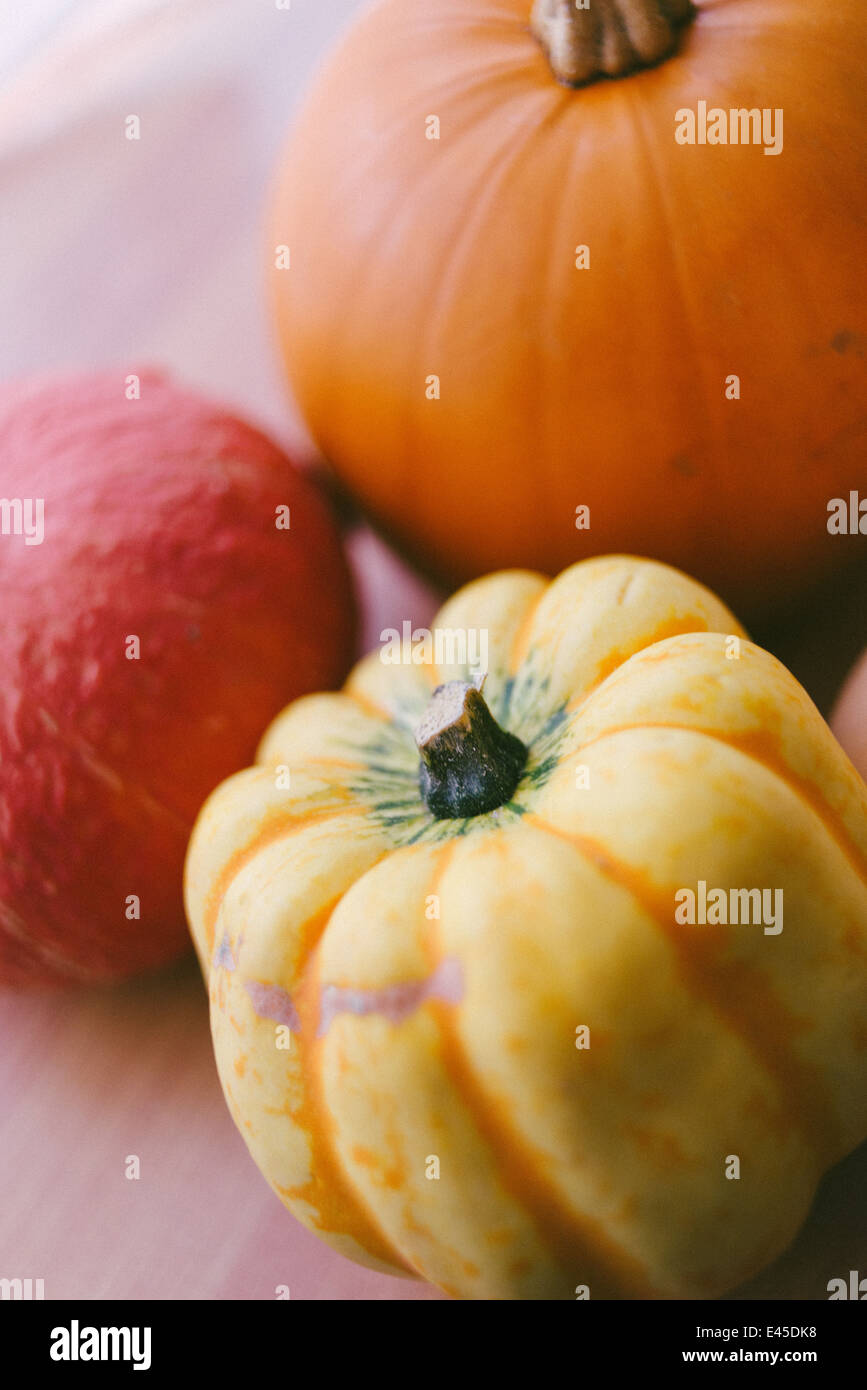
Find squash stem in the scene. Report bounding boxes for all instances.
[415,677,527,819]
[531,0,694,88]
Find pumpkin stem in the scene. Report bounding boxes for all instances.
[415,676,527,820]
[531,0,694,87]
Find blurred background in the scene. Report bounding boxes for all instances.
[0,0,440,649]
[0,0,863,1300]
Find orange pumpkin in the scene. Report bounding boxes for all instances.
[269,0,867,615]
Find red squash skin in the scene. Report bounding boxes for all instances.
[0,370,356,988]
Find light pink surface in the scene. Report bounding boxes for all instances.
[0,957,442,1300]
[1,0,865,1302]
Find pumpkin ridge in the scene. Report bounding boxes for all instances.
[202,805,366,956]
[406,80,572,490]
[566,616,720,706]
[343,687,395,723]
[291,755,369,772]
[260,891,417,1276]
[524,813,839,1169]
[507,586,549,675]
[426,986,662,1298]
[426,845,661,1298]
[308,66,539,515]
[624,85,726,489]
[574,720,867,895]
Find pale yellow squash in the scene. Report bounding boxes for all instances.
[184,556,867,1299]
